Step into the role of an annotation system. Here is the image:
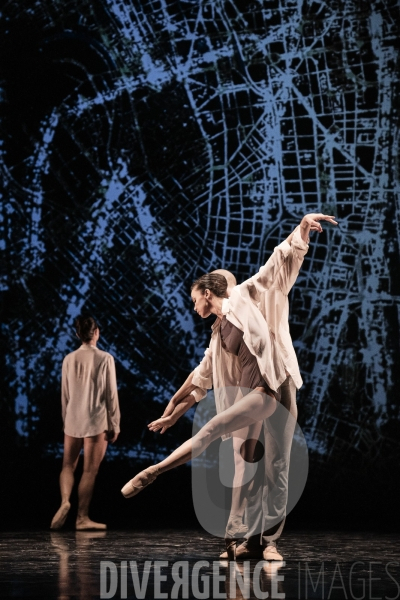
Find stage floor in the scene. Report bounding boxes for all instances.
[1,529,399,599]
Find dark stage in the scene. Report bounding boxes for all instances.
[1,529,399,599]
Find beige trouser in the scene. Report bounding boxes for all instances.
[244,375,298,547]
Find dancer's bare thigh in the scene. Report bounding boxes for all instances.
[82,433,108,473]
[231,387,273,461]
[63,434,83,471]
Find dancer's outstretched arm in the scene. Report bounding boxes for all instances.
[162,371,197,417]
[149,332,213,431]
[148,366,206,433]
[148,393,197,434]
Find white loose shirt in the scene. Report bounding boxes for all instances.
[62,345,121,438]
[191,228,308,419]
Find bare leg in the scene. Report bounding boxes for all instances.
[51,435,82,529]
[162,389,274,471]
[76,433,108,530]
[126,389,275,490]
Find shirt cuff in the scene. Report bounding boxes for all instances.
[108,414,120,433]
[191,387,207,403]
[192,366,213,390]
[292,227,309,250]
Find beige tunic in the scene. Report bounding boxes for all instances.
[61,345,120,438]
[191,228,308,424]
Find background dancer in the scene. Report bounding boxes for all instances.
[51,316,120,531]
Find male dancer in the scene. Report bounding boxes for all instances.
[148,213,337,559]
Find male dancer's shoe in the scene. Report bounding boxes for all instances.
[222,518,249,561]
[263,542,283,561]
[121,466,159,498]
[221,539,263,560]
[222,539,283,561]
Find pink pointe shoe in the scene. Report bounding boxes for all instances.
[121,467,159,498]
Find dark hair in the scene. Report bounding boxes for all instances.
[75,316,99,343]
[191,273,228,298]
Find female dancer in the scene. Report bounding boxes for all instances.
[51,316,120,530]
[121,214,337,557]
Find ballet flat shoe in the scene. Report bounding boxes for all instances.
[263,545,283,560]
[223,516,249,561]
[220,543,263,560]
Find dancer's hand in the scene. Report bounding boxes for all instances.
[301,213,338,232]
[286,214,337,245]
[148,415,175,434]
[299,213,338,242]
[106,430,119,443]
[149,394,196,433]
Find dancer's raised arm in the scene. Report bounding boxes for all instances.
[246,213,337,296]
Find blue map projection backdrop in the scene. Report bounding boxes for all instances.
[1,0,399,503]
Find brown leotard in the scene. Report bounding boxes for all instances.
[220,316,276,397]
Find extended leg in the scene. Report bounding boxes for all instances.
[123,390,276,494]
[50,434,82,529]
[76,433,108,530]
[164,389,275,471]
